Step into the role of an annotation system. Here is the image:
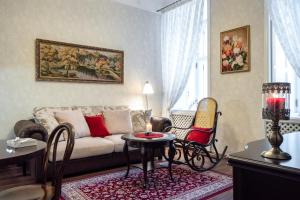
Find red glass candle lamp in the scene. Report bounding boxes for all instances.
[262,82,291,160]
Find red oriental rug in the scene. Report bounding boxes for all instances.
[61,165,232,200]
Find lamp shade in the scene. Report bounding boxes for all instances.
[143,81,154,94]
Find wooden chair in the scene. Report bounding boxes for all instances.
[0,123,75,200]
[165,97,227,172]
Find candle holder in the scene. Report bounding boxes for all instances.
[262,82,291,160]
[145,122,152,135]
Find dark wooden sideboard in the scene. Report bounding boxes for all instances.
[228,132,300,200]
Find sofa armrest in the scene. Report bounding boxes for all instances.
[14,120,48,142]
[150,116,172,132]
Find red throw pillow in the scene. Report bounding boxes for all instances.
[84,115,110,137]
[186,126,212,145]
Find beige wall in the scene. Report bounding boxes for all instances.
[210,0,267,153]
[0,0,268,151]
[0,0,162,139]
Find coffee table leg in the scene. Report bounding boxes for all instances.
[123,141,130,178]
[168,140,176,181]
[151,148,155,171]
[141,145,148,188]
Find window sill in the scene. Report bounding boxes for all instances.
[287,117,300,123]
[265,117,300,124]
[170,110,196,116]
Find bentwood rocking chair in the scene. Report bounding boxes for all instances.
[0,123,75,200]
[166,97,227,172]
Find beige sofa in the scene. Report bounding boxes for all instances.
[15,105,171,176]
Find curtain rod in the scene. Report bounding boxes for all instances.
[156,0,191,12]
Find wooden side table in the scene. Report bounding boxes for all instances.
[0,140,46,182]
[228,132,300,200]
[121,133,176,188]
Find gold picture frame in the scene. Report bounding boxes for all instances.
[220,25,250,74]
[36,39,124,83]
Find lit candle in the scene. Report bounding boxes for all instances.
[266,97,285,112]
[146,123,152,133]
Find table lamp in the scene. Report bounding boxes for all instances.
[262,82,291,160]
[143,81,154,110]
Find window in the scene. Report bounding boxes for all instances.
[172,0,208,111]
[270,22,300,117]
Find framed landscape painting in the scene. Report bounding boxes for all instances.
[220,25,250,74]
[36,39,124,83]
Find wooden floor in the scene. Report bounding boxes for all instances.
[206,158,233,200]
[0,158,233,199]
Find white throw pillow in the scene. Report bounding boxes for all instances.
[103,109,133,134]
[54,110,90,138]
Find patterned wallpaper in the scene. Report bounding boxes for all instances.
[210,0,266,153]
[0,0,162,139]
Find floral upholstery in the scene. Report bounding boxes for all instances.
[72,106,128,116]
[130,110,152,132]
[33,107,72,141]
[33,106,150,140]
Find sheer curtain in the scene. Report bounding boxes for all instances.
[161,0,205,116]
[268,0,300,77]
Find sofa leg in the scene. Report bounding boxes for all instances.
[158,155,163,160]
[22,162,27,176]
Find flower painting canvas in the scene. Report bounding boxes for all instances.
[220,25,250,74]
[36,39,124,83]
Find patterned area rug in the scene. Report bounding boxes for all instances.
[61,165,232,200]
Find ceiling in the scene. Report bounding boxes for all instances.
[112,0,178,13]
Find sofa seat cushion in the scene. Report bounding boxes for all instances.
[49,137,114,161]
[104,134,136,152]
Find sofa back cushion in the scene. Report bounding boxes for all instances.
[130,110,152,132]
[33,107,72,141]
[54,110,91,138]
[33,105,145,138]
[103,109,133,134]
[72,105,128,116]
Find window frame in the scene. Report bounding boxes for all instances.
[268,18,300,119]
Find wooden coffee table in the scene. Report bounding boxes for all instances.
[121,132,176,188]
[0,140,46,182]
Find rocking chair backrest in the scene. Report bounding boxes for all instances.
[194,98,218,129]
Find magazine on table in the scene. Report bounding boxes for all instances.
[6,137,37,148]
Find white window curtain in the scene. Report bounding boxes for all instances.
[161,0,205,116]
[268,0,300,78]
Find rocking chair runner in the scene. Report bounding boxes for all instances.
[164,97,228,172]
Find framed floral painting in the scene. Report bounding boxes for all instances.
[220,25,250,74]
[36,39,124,83]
